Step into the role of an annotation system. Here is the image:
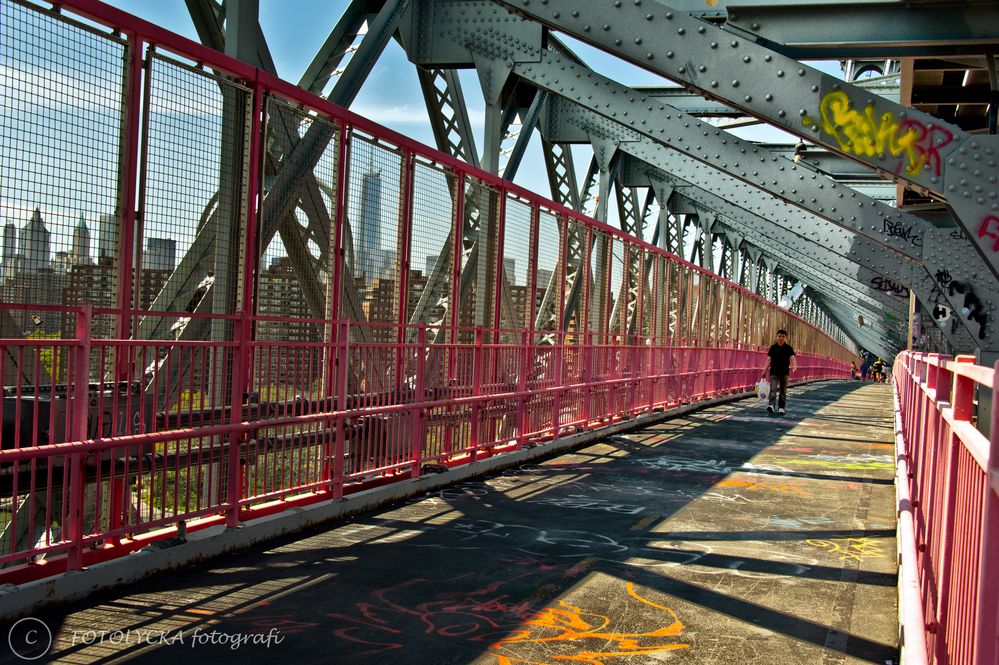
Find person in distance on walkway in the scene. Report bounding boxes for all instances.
[761,329,797,416]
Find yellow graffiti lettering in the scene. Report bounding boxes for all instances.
[717,478,805,495]
[490,582,688,664]
[803,90,942,177]
[807,537,885,562]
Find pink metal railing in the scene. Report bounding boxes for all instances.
[0,307,849,581]
[0,0,855,585]
[893,352,999,665]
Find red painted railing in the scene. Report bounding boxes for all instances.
[0,0,854,585]
[893,352,999,665]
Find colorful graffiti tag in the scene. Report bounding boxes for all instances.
[491,582,689,664]
[326,576,689,663]
[802,90,954,177]
[807,537,885,562]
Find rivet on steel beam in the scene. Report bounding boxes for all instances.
[678,27,685,34]
[665,11,672,18]
[732,80,739,87]
[798,69,806,76]
[571,10,579,16]
[777,70,784,77]
[698,26,706,33]
[710,41,718,49]
[731,40,738,47]
[666,51,674,58]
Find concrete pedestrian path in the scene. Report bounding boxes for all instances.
[3,381,899,664]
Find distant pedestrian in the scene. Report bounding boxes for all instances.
[860,360,869,381]
[850,362,858,379]
[762,329,797,416]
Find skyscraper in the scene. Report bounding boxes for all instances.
[98,212,117,264]
[145,237,176,272]
[19,207,51,272]
[2,222,16,280]
[357,170,381,281]
[71,212,93,266]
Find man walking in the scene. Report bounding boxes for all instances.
[762,329,798,416]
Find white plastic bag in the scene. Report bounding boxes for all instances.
[754,378,770,403]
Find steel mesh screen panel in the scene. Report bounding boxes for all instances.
[0,1,125,348]
[535,210,560,332]
[140,52,249,317]
[344,133,403,334]
[499,196,533,336]
[257,98,340,344]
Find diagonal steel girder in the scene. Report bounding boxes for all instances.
[493,0,999,283]
[659,177,952,348]
[816,292,903,355]
[639,166,926,347]
[703,216,907,341]
[544,98,924,318]
[812,294,898,359]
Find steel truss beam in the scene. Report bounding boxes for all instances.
[493,0,999,287]
[515,56,994,349]
[537,87,978,348]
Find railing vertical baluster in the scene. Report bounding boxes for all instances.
[471,328,484,461]
[333,321,350,498]
[516,331,529,448]
[67,304,92,571]
[411,327,427,476]
[973,361,999,665]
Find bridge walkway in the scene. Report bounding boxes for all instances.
[8,381,899,664]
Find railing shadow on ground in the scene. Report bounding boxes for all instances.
[22,380,900,665]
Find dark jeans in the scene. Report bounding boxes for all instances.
[769,374,788,408]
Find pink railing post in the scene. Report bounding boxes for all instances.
[550,332,563,435]
[646,341,656,412]
[515,331,529,449]
[974,360,999,665]
[411,327,427,477]
[66,303,92,571]
[471,328,484,462]
[225,310,248,529]
[582,332,592,424]
[333,321,350,497]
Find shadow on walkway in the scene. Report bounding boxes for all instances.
[10,381,898,665]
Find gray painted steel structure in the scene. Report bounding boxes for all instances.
[173,0,999,362]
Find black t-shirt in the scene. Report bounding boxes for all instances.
[768,343,796,376]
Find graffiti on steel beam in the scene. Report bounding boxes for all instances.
[977,215,999,252]
[934,269,988,340]
[868,276,908,298]
[881,220,922,248]
[802,90,954,177]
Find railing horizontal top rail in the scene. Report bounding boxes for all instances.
[911,353,995,390]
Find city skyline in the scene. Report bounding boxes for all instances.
[0,207,179,274]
